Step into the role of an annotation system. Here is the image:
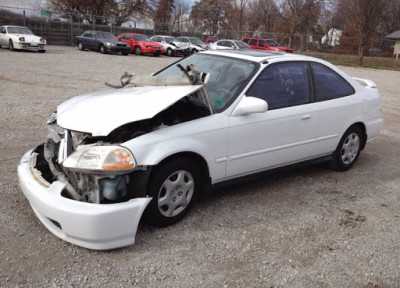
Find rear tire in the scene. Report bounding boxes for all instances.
[330,126,363,171]
[144,158,200,227]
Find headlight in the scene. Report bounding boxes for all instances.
[40,38,46,43]
[62,146,136,173]
[19,37,25,42]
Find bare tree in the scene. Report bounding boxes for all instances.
[227,0,252,38]
[379,0,400,36]
[247,0,279,35]
[190,0,231,35]
[170,0,192,33]
[151,0,174,32]
[338,0,384,65]
[49,0,148,25]
[274,0,321,49]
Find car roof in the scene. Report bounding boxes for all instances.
[243,37,274,41]
[3,25,29,28]
[202,49,319,64]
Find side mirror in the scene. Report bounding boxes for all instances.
[231,96,268,117]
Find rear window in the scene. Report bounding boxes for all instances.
[311,62,355,101]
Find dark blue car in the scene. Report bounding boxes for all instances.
[74,30,130,55]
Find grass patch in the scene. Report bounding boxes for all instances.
[300,51,400,71]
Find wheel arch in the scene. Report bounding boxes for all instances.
[346,122,367,150]
[152,151,211,195]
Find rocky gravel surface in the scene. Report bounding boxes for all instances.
[0,46,399,287]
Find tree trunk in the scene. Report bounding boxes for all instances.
[358,45,365,66]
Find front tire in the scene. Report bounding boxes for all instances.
[144,158,200,227]
[330,126,363,171]
[9,40,14,51]
[99,44,107,54]
[166,48,173,56]
[78,42,84,51]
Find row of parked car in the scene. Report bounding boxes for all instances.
[74,31,296,56]
[74,31,210,56]
[0,24,294,56]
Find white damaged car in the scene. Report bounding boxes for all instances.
[0,25,46,52]
[18,50,382,250]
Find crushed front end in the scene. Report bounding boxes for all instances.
[17,115,152,250]
[18,66,213,250]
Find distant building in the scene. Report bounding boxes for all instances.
[385,30,400,59]
[321,28,342,46]
[122,17,154,30]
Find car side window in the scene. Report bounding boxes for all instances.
[258,40,266,47]
[242,38,249,43]
[250,39,257,46]
[1,27,5,33]
[83,32,91,37]
[247,62,310,110]
[310,62,355,101]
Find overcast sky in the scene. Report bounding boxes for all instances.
[1,0,46,10]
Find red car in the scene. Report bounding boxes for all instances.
[242,37,294,53]
[117,33,165,56]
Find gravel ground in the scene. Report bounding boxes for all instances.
[0,46,399,287]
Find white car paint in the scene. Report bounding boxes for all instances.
[150,35,190,56]
[0,25,46,52]
[18,50,383,250]
[174,36,207,53]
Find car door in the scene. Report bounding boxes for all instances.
[310,61,359,153]
[258,39,268,50]
[82,32,94,49]
[226,61,319,178]
[249,38,258,49]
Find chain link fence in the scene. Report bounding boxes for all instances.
[0,5,395,57]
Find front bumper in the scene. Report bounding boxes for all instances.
[18,149,151,250]
[142,47,165,55]
[13,41,46,51]
[107,45,130,54]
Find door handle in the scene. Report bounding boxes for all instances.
[301,114,311,121]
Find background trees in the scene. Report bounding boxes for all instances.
[45,0,400,62]
[49,0,148,25]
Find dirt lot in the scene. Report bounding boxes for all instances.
[0,46,399,287]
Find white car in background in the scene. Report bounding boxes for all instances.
[173,36,207,54]
[209,39,252,50]
[150,35,190,56]
[0,25,46,52]
[18,50,382,250]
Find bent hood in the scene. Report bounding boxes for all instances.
[13,34,41,42]
[57,85,203,136]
